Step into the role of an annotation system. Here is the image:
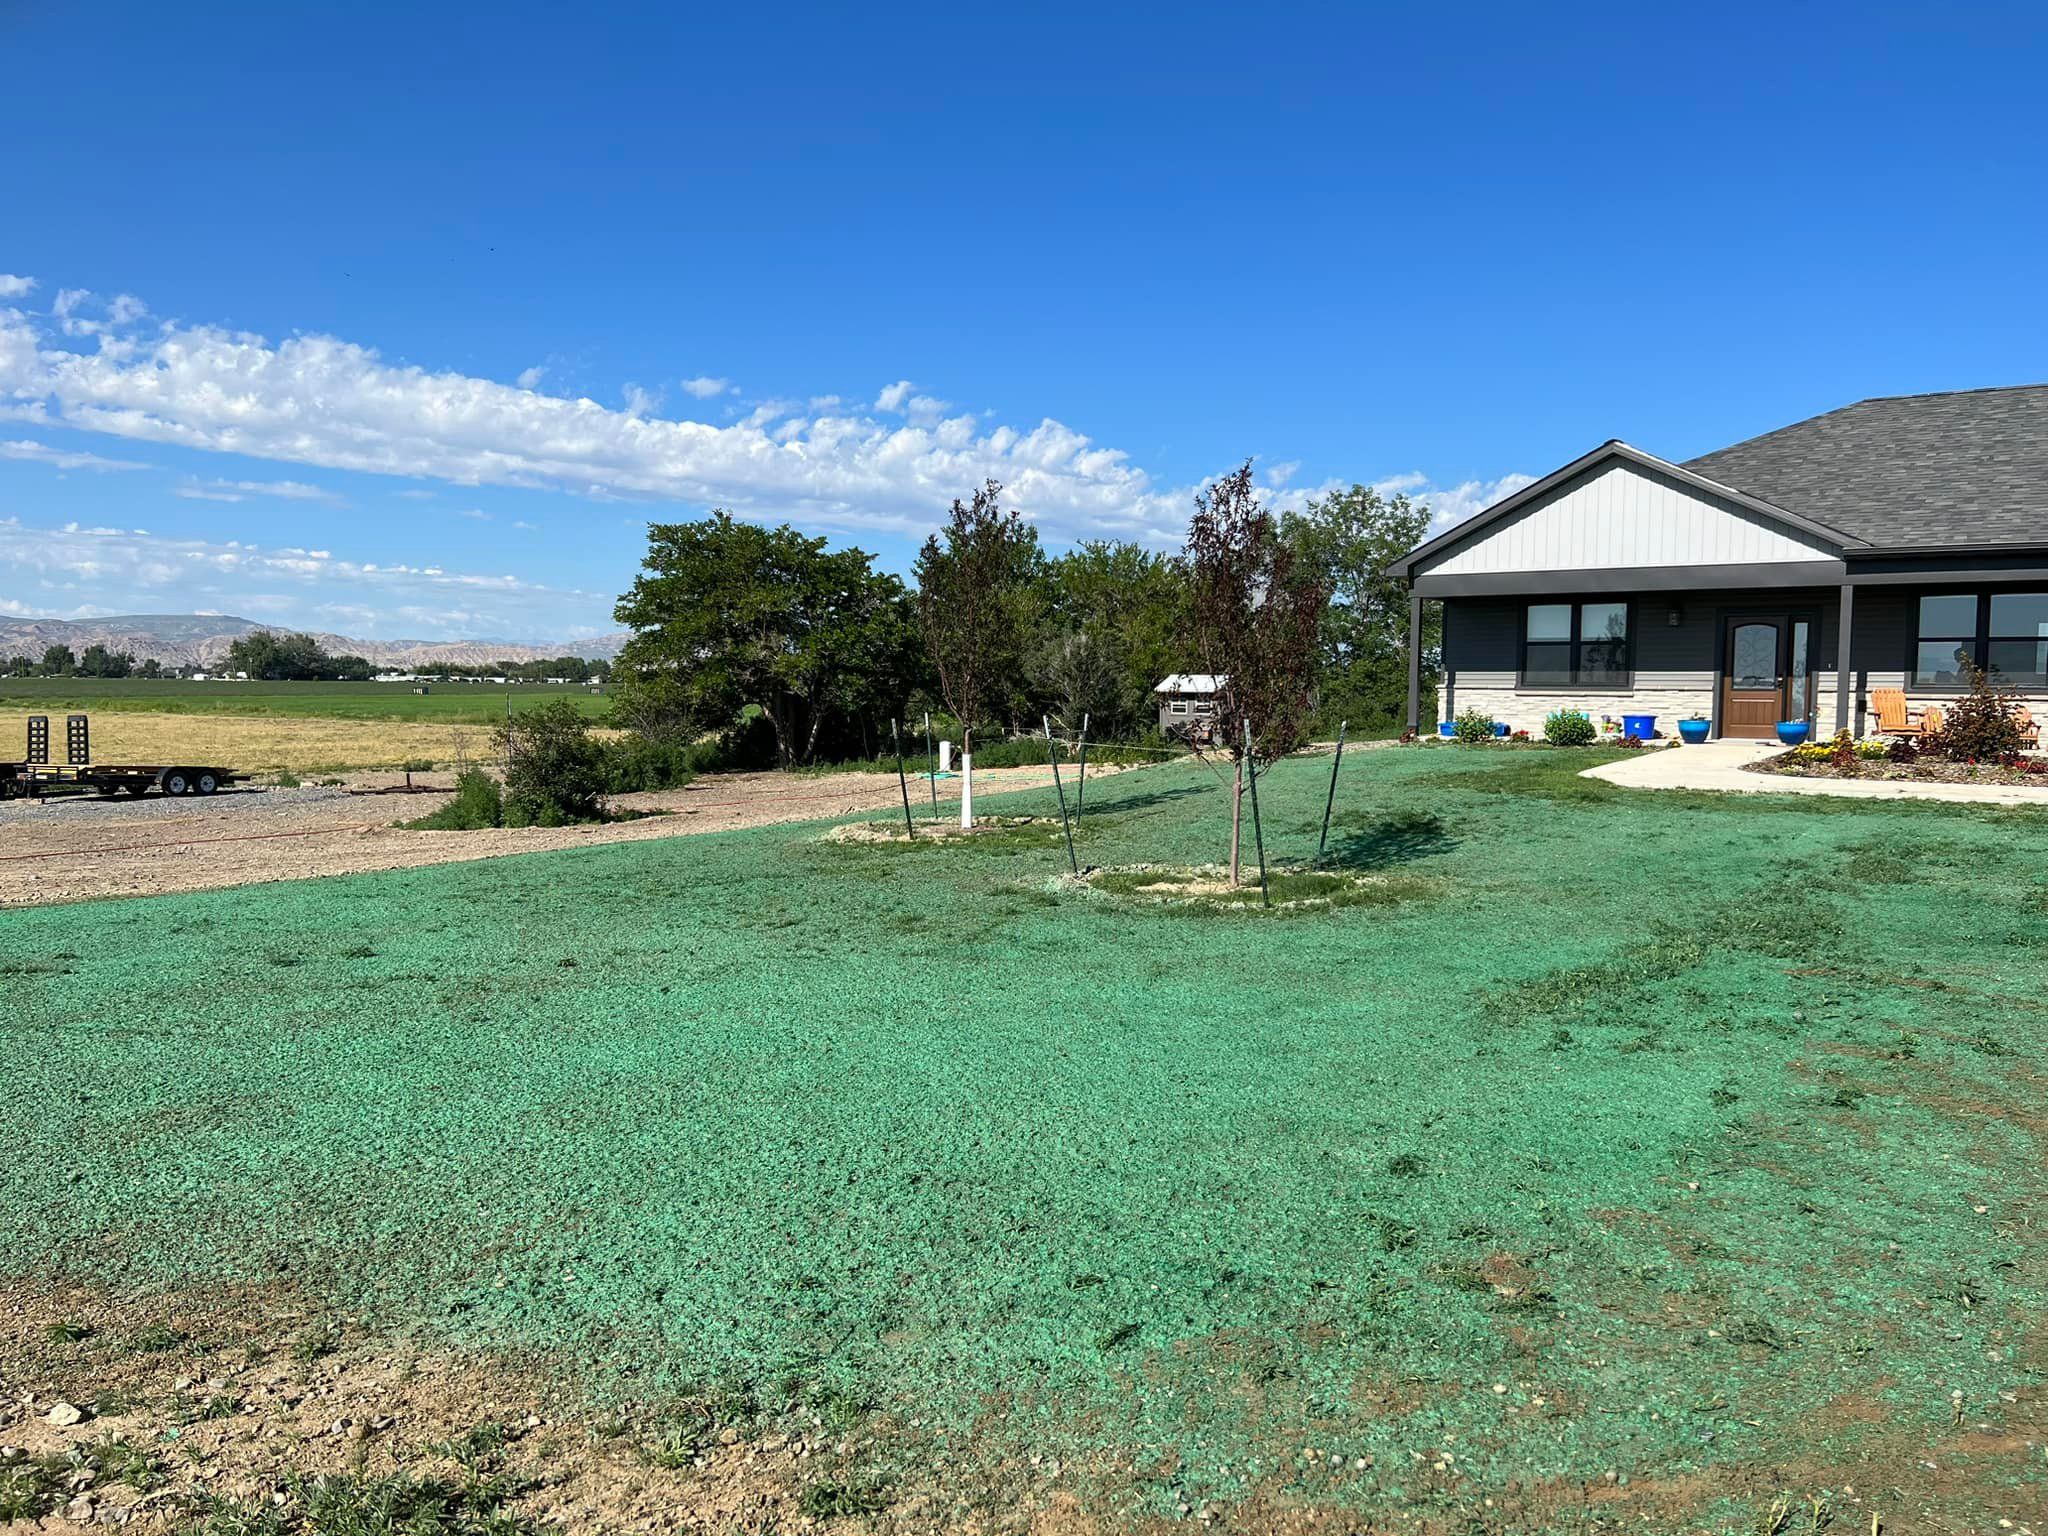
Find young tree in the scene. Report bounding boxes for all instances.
[1281,484,1435,729]
[915,480,1038,826]
[1033,629,1138,738]
[1181,461,1328,883]
[1038,540,1188,721]
[612,512,918,767]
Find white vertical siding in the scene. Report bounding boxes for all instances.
[1420,461,1834,576]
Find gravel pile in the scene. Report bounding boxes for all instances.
[0,784,353,825]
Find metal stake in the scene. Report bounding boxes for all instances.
[1076,711,1089,815]
[892,720,916,838]
[1243,718,1270,908]
[1044,715,1079,875]
[1314,720,1348,868]
[923,711,937,819]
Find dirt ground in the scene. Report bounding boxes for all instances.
[0,763,1131,908]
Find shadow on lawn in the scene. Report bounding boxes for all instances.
[1319,810,1459,871]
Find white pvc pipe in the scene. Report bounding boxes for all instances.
[959,752,973,828]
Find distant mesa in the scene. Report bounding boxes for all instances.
[0,614,626,670]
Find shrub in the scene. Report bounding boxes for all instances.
[403,770,503,831]
[1885,735,1920,764]
[1452,708,1495,745]
[1544,709,1596,746]
[1924,657,2028,762]
[1853,738,1890,760]
[601,734,698,793]
[500,699,608,826]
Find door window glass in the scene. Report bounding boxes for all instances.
[1731,623,1779,689]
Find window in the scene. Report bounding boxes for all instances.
[1521,601,1631,688]
[1169,698,1190,715]
[1911,591,2048,688]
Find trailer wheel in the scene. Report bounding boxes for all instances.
[161,770,190,797]
[196,772,219,795]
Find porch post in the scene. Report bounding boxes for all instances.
[1406,590,1423,734]
[1834,582,1856,737]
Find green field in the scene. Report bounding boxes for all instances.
[0,676,611,723]
[3,747,2042,1529]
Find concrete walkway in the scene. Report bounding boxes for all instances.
[1581,739,2048,807]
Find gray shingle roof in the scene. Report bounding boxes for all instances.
[1684,385,2048,550]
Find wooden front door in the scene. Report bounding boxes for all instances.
[1720,616,1815,739]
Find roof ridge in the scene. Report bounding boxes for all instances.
[1850,382,2048,406]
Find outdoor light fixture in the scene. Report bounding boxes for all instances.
[1666,604,1683,627]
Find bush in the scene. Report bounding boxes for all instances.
[1886,735,1919,764]
[1452,708,1495,745]
[601,734,698,794]
[500,700,609,826]
[1924,657,2028,762]
[1543,709,1596,746]
[403,769,503,831]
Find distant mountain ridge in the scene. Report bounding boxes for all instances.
[0,614,627,669]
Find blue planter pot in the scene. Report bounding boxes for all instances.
[1776,721,1811,746]
[1492,721,1511,738]
[1621,713,1656,740]
[1678,719,1711,745]
[1438,721,1456,738]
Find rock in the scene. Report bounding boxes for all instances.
[64,1495,96,1521]
[47,1401,86,1427]
[716,1427,739,1446]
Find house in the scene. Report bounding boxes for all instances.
[1154,673,1224,740]
[1388,386,2048,740]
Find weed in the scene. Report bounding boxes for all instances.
[1096,1322,1142,1350]
[186,1468,533,1536]
[1723,1314,1788,1351]
[1385,1152,1426,1177]
[45,1318,94,1343]
[129,1322,187,1353]
[291,1319,342,1363]
[798,1477,891,1518]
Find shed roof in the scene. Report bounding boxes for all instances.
[1154,674,1224,694]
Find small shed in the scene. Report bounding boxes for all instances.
[1154,673,1224,740]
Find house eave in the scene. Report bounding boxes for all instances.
[1387,441,1865,582]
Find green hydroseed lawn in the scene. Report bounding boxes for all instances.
[4,745,2043,1523]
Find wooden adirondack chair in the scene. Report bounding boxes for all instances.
[2014,705,2040,749]
[1921,705,1945,736]
[1867,687,1925,735]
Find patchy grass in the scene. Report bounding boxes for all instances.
[2,745,2043,1529]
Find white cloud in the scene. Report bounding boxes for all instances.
[0,278,1527,556]
[395,487,436,500]
[0,517,595,639]
[1390,471,1539,534]
[174,478,345,504]
[1,438,150,472]
[680,375,731,399]
[515,365,546,390]
[0,275,35,299]
[455,508,492,520]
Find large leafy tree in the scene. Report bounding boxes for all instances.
[1282,484,1435,729]
[914,480,1040,824]
[612,512,919,767]
[1182,461,1327,883]
[224,631,372,681]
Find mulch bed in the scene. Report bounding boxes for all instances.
[1751,750,2048,786]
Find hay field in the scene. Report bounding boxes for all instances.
[0,709,518,772]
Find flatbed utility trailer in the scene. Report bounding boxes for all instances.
[0,714,239,801]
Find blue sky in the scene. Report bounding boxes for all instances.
[4,1,2047,641]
